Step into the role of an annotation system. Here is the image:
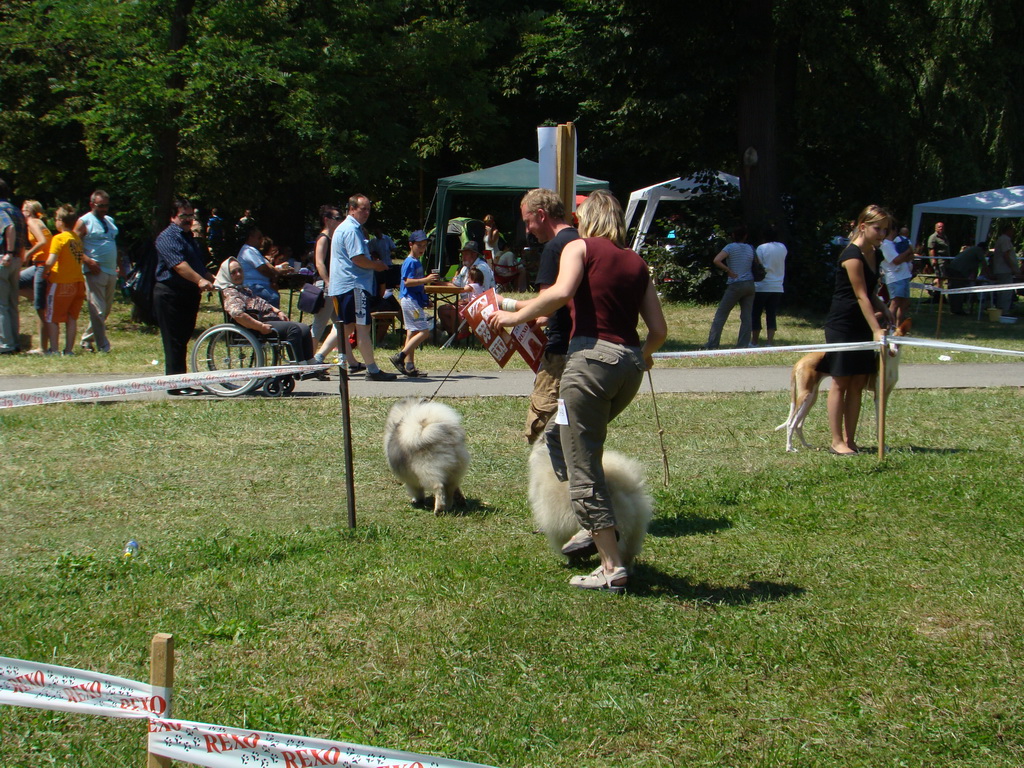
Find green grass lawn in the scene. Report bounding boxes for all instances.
[2,384,1024,767]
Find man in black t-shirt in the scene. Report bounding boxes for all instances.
[520,188,579,445]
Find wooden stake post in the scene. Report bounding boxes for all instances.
[339,366,357,528]
[877,335,888,461]
[147,633,174,768]
[555,122,576,215]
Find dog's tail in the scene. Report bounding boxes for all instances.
[394,418,464,452]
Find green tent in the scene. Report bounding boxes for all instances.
[432,158,609,267]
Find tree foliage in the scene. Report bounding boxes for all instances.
[0,0,1019,304]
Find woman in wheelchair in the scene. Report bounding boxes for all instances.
[222,258,315,364]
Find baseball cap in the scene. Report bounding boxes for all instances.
[409,229,428,243]
[461,240,481,254]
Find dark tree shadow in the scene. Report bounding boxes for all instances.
[649,514,732,538]
[409,495,488,517]
[898,446,970,455]
[627,563,805,604]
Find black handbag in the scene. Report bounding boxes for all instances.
[297,282,325,314]
[751,255,767,282]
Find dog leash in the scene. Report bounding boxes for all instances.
[427,344,472,402]
[647,369,670,488]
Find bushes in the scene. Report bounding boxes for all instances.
[643,243,723,303]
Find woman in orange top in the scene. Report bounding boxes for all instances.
[44,205,87,355]
[19,200,53,353]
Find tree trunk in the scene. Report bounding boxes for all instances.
[151,0,195,235]
[735,0,785,238]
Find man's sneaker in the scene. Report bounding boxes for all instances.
[366,369,398,382]
[389,353,405,374]
[561,529,597,559]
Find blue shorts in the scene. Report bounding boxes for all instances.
[20,265,47,310]
[332,286,370,325]
[887,277,911,299]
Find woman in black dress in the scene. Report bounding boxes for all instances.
[817,205,894,455]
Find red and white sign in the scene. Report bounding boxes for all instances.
[462,290,547,373]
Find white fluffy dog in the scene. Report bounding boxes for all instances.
[528,438,653,567]
[384,397,470,514]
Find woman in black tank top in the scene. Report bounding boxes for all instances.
[819,204,894,455]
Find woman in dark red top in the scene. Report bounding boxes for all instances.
[489,190,667,593]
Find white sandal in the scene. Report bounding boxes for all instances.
[570,566,628,594]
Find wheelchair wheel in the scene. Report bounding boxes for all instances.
[190,325,266,397]
[282,377,296,395]
[264,377,284,397]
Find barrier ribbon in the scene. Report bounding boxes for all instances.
[652,341,878,359]
[888,336,1024,358]
[0,655,168,720]
[0,655,496,768]
[0,363,331,410]
[911,281,1024,295]
[653,337,1024,360]
[148,718,496,768]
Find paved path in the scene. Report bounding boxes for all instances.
[0,362,1020,404]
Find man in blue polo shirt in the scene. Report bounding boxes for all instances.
[74,189,119,352]
[328,194,396,381]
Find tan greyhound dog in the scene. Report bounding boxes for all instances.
[776,319,911,452]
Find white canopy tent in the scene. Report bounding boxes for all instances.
[910,186,1024,245]
[624,172,740,251]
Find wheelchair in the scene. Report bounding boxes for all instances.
[189,320,304,398]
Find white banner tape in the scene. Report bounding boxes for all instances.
[888,336,1024,358]
[0,363,331,410]
[653,341,877,360]
[0,655,495,768]
[653,337,1024,361]
[148,717,496,768]
[0,655,168,720]
[911,281,1024,295]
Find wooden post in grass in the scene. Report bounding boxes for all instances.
[147,633,174,768]
[555,122,576,215]
[877,334,888,461]
[338,365,357,528]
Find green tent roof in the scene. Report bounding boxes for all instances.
[433,158,608,265]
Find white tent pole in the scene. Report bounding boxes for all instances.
[624,196,641,231]
[974,215,993,244]
[909,203,923,246]
[634,189,665,252]
[626,199,645,251]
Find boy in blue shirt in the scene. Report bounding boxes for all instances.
[390,230,437,377]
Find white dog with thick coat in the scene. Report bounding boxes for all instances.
[528,437,653,567]
[384,397,469,514]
